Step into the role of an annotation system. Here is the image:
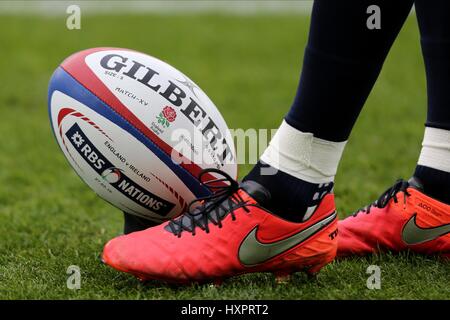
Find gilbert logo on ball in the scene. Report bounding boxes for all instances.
[48,47,236,223]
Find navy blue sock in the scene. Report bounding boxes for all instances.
[244,161,333,222]
[411,1,450,205]
[286,0,413,142]
[416,0,450,130]
[414,165,450,205]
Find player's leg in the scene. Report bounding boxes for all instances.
[102,1,415,282]
[413,0,450,204]
[244,0,414,222]
[338,0,450,258]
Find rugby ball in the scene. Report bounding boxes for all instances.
[48,48,237,223]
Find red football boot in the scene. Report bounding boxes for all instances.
[102,169,338,284]
[338,178,450,259]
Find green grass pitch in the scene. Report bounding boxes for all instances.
[0,13,448,299]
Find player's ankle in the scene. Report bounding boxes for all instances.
[243,120,346,222]
[244,161,334,222]
[413,166,450,205]
[415,127,450,205]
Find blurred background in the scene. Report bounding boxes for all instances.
[0,1,447,299]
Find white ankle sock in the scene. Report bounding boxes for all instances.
[260,120,347,184]
[418,127,450,173]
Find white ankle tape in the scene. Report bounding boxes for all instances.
[418,127,450,173]
[260,120,347,184]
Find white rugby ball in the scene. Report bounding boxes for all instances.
[48,47,237,223]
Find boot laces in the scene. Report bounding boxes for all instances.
[167,168,250,237]
[353,179,411,216]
